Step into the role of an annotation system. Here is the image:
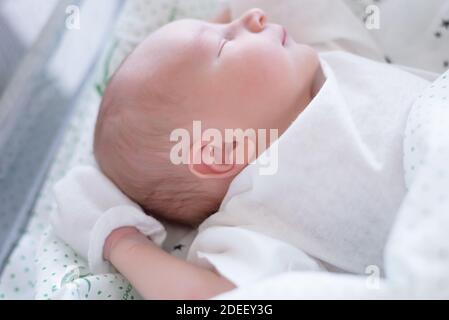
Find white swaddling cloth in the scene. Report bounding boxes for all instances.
[187,51,430,286]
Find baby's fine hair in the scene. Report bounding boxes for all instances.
[93,60,219,226]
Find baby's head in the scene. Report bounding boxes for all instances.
[94,9,320,226]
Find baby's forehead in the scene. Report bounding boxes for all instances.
[155,19,216,60]
[159,19,204,37]
[111,19,214,111]
[142,22,214,75]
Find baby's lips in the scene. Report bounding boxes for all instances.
[278,25,291,46]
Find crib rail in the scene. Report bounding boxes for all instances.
[0,0,124,273]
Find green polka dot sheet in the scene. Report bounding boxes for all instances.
[0,0,220,300]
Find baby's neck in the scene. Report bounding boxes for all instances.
[288,62,325,129]
[311,63,325,98]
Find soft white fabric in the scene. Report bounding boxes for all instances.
[214,69,449,300]
[50,166,167,274]
[188,227,324,287]
[187,51,430,284]
[386,71,449,294]
[403,75,449,190]
[360,0,449,73]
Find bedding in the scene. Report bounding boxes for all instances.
[0,0,448,300]
[345,0,449,73]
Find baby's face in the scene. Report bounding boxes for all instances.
[125,8,320,146]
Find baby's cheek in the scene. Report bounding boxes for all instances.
[229,49,290,92]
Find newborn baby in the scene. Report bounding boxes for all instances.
[93,8,323,299]
[53,6,431,300]
[94,8,323,226]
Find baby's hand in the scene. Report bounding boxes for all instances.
[104,228,236,300]
[103,227,142,261]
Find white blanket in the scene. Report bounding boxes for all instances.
[187,51,430,286]
[215,70,449,299]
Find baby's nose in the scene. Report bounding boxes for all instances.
[240,8,266,33]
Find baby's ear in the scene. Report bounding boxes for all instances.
[188,140,243,179]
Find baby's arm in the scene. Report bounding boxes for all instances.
[103,227,236,300]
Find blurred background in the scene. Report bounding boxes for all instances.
[0,1,57,93]
[0,0,123,271]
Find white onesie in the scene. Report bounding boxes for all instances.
[186,51,430,287]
